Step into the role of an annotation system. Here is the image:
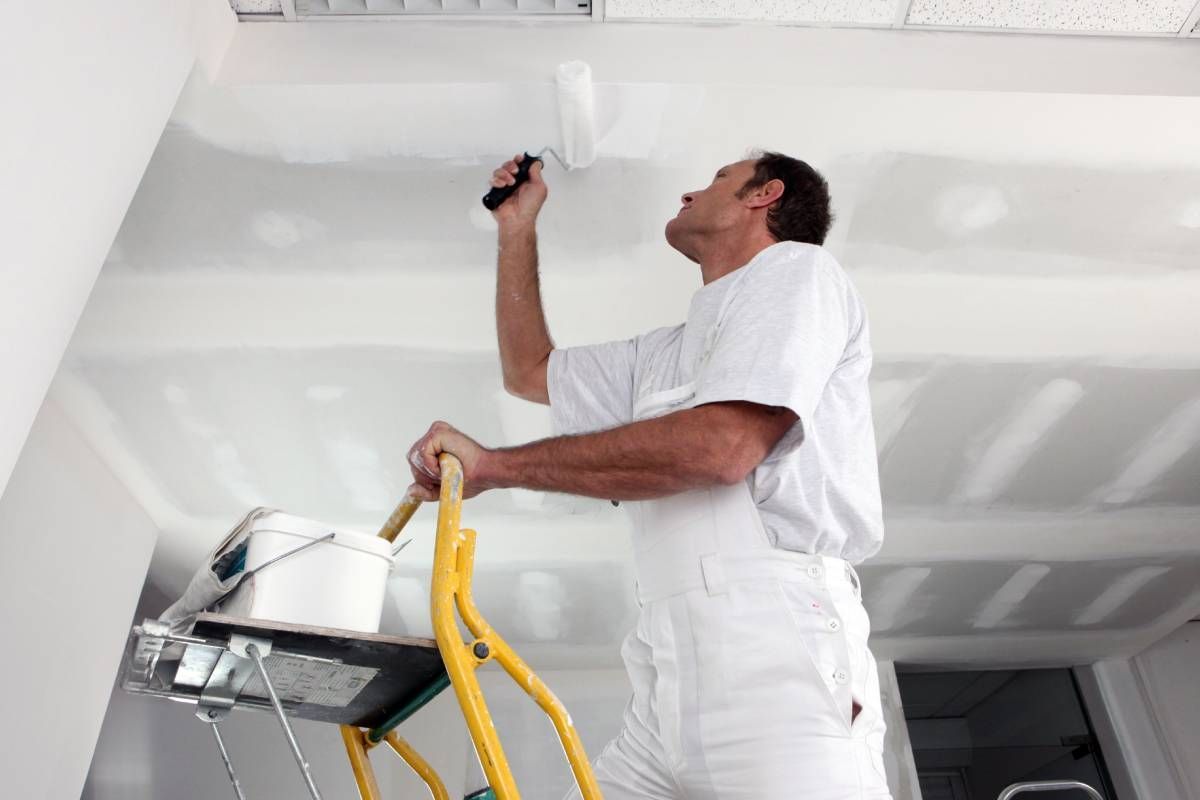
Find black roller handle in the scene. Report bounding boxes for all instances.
[482,152,543,211]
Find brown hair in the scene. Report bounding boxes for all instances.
[737,150,834,245]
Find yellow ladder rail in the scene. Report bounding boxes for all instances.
[339,724,450,800]
[343,452,601,800]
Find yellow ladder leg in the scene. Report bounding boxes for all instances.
[385,731,451,800]
[340,725,382,800]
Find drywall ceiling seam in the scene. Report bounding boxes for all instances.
[870,510,1200,563]
[892,0,913,27]
[1093,396,1200,506]
[951,378,1085,507]
[874,627,1173,668]
[1181,0,1200,34]
[1074,567,1172,627]
[971,563,1052,629]
[865,567,931,632]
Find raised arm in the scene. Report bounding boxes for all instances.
[491,154,553,405]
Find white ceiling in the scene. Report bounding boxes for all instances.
[57,21,1200,670]
[231,0,1200,37]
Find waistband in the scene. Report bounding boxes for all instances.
[635,548,861,605]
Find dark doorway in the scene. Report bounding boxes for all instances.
[896,668,1115,800]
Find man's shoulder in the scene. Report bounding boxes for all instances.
[750,242,848,291]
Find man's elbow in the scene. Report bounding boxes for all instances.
[710,421,801,486]
[503,377,541,404]
[502,375,529,399]
[502,371,550,405]
[711,443,760,486]
[502,355,550,404]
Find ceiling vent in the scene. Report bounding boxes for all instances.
[230,0,590,15]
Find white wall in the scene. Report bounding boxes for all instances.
[0,0,234,499]
[878,662,923,800]
[1132,622,1200,799]
[0,399,160,799]
[1077,622,1200,800]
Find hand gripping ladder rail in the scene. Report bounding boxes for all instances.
[119,454,601,800]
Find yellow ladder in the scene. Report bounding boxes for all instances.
[339,453,602,800]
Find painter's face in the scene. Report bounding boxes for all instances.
[665,159,758,258]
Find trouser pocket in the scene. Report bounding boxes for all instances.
[775,580,862,734]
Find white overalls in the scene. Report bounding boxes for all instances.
[565,265,892,800]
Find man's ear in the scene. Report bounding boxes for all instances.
[743,178,785,209]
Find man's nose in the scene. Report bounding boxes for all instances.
[681,192,694,205]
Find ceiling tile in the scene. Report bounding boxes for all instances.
[606,0,895,24]
[907,0,1198,33]
[230,0,283,11]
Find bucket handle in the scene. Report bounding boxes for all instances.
[242,532,336,581]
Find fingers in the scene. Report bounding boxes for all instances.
[489,154,547,189]
[490,154,522,188]
[407,439,437,482]
[491,165,516,188]
[405,421,484,503]
[407,421,454,487]
[421,435,440,478]
[527,158,544,185]
[406,482,439,503]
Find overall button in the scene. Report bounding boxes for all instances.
[833,669,849,685]
[826,618,842,632]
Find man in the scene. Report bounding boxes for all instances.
[406,151,891,799]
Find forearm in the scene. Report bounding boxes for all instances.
[480,409,735,500]
[496,223,553,397]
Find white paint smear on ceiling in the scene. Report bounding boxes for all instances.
[56,22,1200,669]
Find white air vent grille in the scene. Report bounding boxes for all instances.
[297,0,589,13]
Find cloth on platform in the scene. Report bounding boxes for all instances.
[158,507,279,625]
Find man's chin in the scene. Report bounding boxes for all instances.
[664,216,684,246]
[663,223,698,263]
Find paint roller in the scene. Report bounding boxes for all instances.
[481,61,597,211]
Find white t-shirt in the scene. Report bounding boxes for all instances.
[546,241,883,564]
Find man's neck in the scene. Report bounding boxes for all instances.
[697,235,780,285]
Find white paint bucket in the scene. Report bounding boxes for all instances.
[220,511,394,633]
